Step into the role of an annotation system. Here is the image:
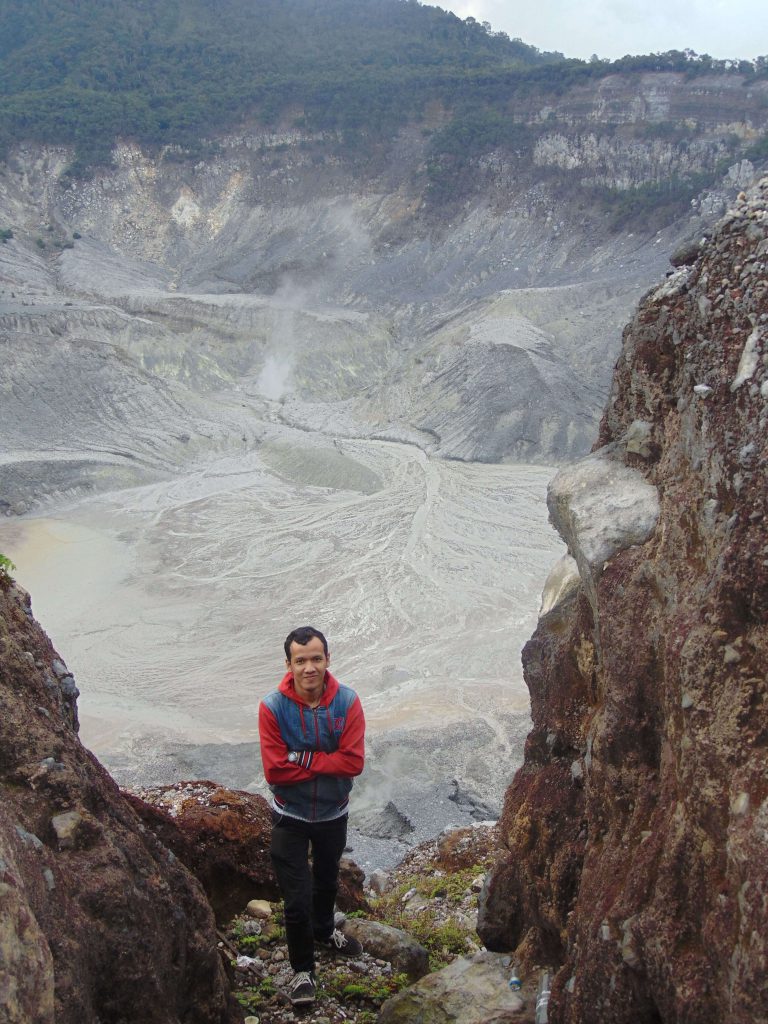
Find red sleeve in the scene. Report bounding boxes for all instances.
[310,695,365,778]
[258,702,314,785]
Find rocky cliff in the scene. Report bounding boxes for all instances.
[0,576,238,1023]
[477,179,768,1022]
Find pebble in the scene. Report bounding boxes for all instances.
[246,899,272,919]
[239,919,263,936]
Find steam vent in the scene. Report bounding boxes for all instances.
[478,179,768,1023]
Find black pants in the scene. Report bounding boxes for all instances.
[270,812,348,973]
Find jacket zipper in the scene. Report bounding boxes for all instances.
[312,708,321,820]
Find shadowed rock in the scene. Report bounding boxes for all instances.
[377,951,524,1022]
[337,855,370,914]
[342,919,429,980]
[124,781,279,923]
[0,581,238,1023]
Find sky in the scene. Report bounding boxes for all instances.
[435,1,768,62]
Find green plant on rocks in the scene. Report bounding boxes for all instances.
[322,969,409,1006]
[409,918,471,970]
[0,554,16,586]
[423,864,485,903]
[230,909,285,948]
[368,863,486,969]
[235,979,276,1014]
[372,863,484,914]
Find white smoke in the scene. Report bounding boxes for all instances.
[256,353,293,400]
[253,204,373,401]
[254,278,309,400]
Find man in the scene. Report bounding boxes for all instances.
[259,626,365,1006]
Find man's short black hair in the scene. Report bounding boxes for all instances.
[284,626,329,660]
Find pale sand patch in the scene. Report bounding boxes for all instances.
[0,516,132,642]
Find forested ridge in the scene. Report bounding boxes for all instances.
[2,0,766,179]
[0,0,559,171]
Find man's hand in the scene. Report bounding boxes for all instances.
[288,750,315,769]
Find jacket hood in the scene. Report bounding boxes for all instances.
[279,670,340,706]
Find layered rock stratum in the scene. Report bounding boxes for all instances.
[478,179,768,1023]
[0,578,238,1024]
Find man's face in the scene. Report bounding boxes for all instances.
[287,636,330,705]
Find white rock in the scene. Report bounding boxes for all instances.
[731,792,750,816]
[624,419,653,457]
[539,554,580,616]
[693,383,713,398]
[369,868,391,895]
[51,810,81,850]
[547,447,659,603]
[652,268,690,302]
[245,899,272,919]
[731,328,761,391]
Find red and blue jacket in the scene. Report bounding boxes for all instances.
[258,671,365,822]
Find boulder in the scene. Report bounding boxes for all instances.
[245,899,272,919]
[126,783,369,921]
[342,918,429,980]
[377,951,524,1022]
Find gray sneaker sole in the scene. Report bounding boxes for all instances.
[289,988,316,1007]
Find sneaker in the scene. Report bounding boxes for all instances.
[289,971,316,1006]
[317,927,363,957]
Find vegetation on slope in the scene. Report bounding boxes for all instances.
[0,0,560,172]
[2,0,766,175]
[1,0,766,228]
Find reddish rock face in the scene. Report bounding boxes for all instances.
[125,783,369,921]
[125,781,279,923]
[436,823,502,873]
[478,178,768,1024]
[337,855,370,913]
[0,581,239,1024]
